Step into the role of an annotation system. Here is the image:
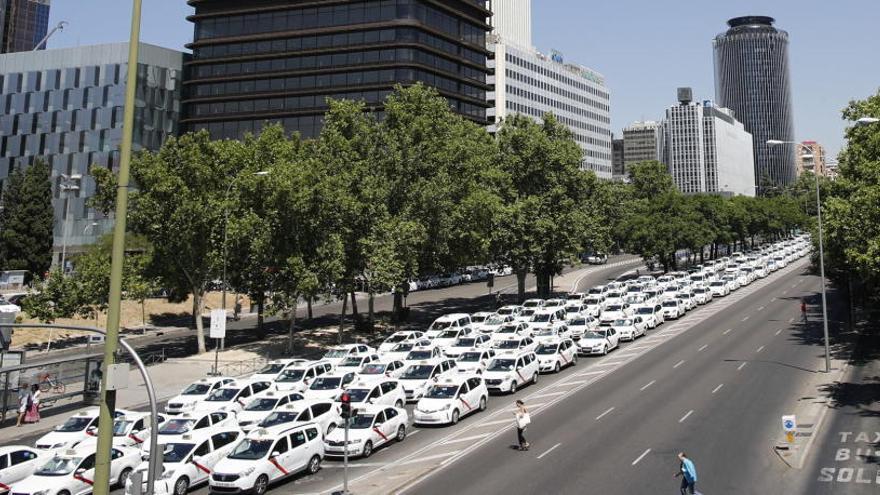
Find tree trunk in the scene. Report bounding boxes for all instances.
[307,297,313,319]
[516,269,527,303]
[338,295,348,344]
[368,292,375,327]
[257,294,265,338]
[392,291,403,323]
[350,291,360,323]
[535,269,551,299]
[141,299,147,335]
[287,305,297,355]
[194,291,206,354]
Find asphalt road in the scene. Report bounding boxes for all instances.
[406,260,832,495]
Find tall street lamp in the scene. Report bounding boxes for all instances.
[767,139,830,373]
[221,170,270,338]
[59,174,82,273]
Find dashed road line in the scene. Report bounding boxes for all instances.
[756,345,765,353]
[775,329,782,336]
[632,448,651,466]
[712,384,724,394]
[679,410,694,423]
[771,297,777,302]
[442,434,490,445]
[595,407,615,420]
[577,370,607,377]
[757,306,765,311]
[530,391,567,399]
[673,360,685,369]
[741,316,750,322]
[400,451,459,466]
[554,379,587,387]
[723,328,733,335]
[789,317,795,323]
[536,442,561,460]
[594,361,624,367]
[737,362,747,371]
[479,419,513,427]
[640,380,656,391]
[698,344,708,352]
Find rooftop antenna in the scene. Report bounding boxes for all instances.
[33,20,68,51]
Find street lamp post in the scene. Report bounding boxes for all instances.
[767,139,831,373]
[59,174,82,273]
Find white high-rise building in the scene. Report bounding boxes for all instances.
[488,0,613,178]
[662,90,756,196]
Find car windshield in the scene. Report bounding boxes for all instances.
[56,416,93,432]
[181,383,212,395]
[496,308,514,316]
[438,330,459,339]
[484,316,506,325]
[426,385,459,399]
[276,369,305,383]
[458,352,483,362]
[162,443,195,464]
[614,319,632,326]
[535,344,558,355]
[585,298,600,305]
[228,439,273,460]
[360,364,386,375]
[384,334,408,344]
[345,388,371,402]
[566,294,582,300]
[588,288,603,294]
[472,315,488,323]
[159,419,195,435]
[324,349,350,359]
[569,318,586,326]
[498,325,519,334]
[112,419,133,436]
[606,305,622,312]
[206,388,239,401]
[391,343,415,352]
[535,328,556,336]
[520,309,536,317]
[339,357,364,367]
[487,359,516,372]
[454,338,477,347]
[259,411,300,428]
[583,331,606,339]
[35,456,82,476]
[522,301,541,308]
[244,398,279,411]
[531,314,551,322]
[662,301,678,307]
[565,306,581,313]
[430,321,453,331]
[495,340,522,349]
[637,307,653,314]
[710,281,724,286]
[401,365,434,380]
[256,363,285,375]
[406,351,433,360]
[349,414,375,429]
[309,377,341,390]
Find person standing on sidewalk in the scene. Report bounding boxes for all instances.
[15,382,31,427]
[514,400,530,451]
[674,452,698,494]
[26,384,41,423]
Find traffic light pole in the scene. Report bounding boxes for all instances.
[343,417,350,494]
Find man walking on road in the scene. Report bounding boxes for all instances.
[514,400,530,451]
[674,452,698,494]
[801,298,808,322]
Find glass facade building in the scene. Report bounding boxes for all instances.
[0,0,50,54]
[713,16,795,188]
[183,0,492,140]
[0,42,184,258]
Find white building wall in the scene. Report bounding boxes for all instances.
[489,0,532,49]
[665,104,706,193]
[713,115,756,197]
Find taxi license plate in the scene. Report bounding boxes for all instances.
[212,481,236,488]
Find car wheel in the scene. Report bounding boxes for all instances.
[479,396,487,411]
[253,474,269,495]
[554,362,560,373]
[602,345,608,355]
[451,409,460,425]
[117,467,132,487]
[396,424,407,441]
[572,354,578,365]
[509,381,518,394]
[532,372,538,385]
[394,400,403,408]
[58,491,71,495]
[362,440,374,458]
[307,455,321,474]
[174,476,190,495]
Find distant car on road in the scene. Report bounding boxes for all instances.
[586,253,608,265]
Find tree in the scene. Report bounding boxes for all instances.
[0,160,54,281]
[21,269,84,323]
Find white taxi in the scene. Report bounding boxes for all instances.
[633,304,663,329]
[208,424,323,495]
[333,354,380,374]
[532,322,572,343]
[157,411,237,443]
[442,334,491,359]
[249,359,310,382]
[612,317,647,342]
[272,361,332,393]
[255,400,342,436]
[425,313,471,339]
[413,375,488,425]
[0,446,50,494]
[583,296,606,317]
[660,298,685,320]
[165,377,235,415]
[599,303,632,325]
[192,380,272,415]
[323,405,408,458]
[576,328,620,356]
[469,312,495,332]
[454,348,496,375]
[482,350,539,394]
[377,331,424,353]
[398,359,457,402]
[492,336,536,354]
[236,391,305,432]
[322,344,375,367]
[35,408,134,450]
[356,360,406,381]
[489,322,531,342]
[535,338,578,373]
[378,339,432,361]
[124,429,242,495]
[526,308,566,332]
[494,305,523,320]
[474,314,513,335]
[341,379,407,408]
[11,445,140,494]
[302,372,357,401]
[431,327,475,349]
[692,286,714,305]
[403,345,442,362]
[566,315,599,340]
[75,411,167,450]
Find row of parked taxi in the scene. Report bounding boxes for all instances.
[0,236,811,495]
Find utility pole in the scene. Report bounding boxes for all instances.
[92,1,142,494]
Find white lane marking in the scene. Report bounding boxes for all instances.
[679,410,694,423]
[479,419,513,427]
[723,328,732,335]
[712,384,724,394]
[324,462,387,468]
[741,316,750,322]
[771,297,777,302]
[775,329,782,336]
[536,442,562,459]
[399,451,459,466]
[554,380,586,387]
[595,407,615,420]
[409,430,421,437]
[632,448,651,466]
[442,433,490,445]
[737,362,747,371]
[577,370,607,377]
[756,345,765,353]
[789,317,795,323]
[640,380,656,391]
[530,391,567,399]
[595,361,624,367]
[758,306,765,311]
[673,360,685,369]
[698,344,708,352]
[614,353,639,359]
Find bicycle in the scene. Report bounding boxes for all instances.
[37,372,66,394]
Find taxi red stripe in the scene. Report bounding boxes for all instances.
[192,461,211,474]
[373,426,389,442]
[74,473,94,485]
[128,433,144,444]
[268,457,289,475]
[516,370,526,383]
[459,397,472,410]
[0,481,11,491]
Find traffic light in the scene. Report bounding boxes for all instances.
[340,392,351,419]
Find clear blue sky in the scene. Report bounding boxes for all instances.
[48,0,880,159]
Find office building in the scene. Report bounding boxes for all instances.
[622,120,660,171]
[796,140,826,177]
[183,0,492,140]
[0,42,184,259]
[713,16,796,188]
[611,135,624,180]
[662,90,755,197]
[488,0,530,48]
[0,0,49,53]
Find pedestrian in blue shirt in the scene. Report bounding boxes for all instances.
[674,452,698,494]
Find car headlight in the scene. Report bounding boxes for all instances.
[161,469,176,480]
[33,490,49,495]
[239,466,256,477]
[52,442,67,449]
[349,439,363,444]
[442,404,452,410]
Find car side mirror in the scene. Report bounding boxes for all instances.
[271,451,280,458]
[75,468,86,475]
[191,455,203,463]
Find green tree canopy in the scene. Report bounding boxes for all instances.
[0,160,54,281]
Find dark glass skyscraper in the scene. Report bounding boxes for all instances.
[183,0,492,140]
[0,0,50,53]
[713,16,795,188]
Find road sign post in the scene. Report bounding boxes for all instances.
[209,309,226,376]
[782,414,797,443]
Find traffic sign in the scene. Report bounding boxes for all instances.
[782,415,797,432]
[210,309,227,339]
